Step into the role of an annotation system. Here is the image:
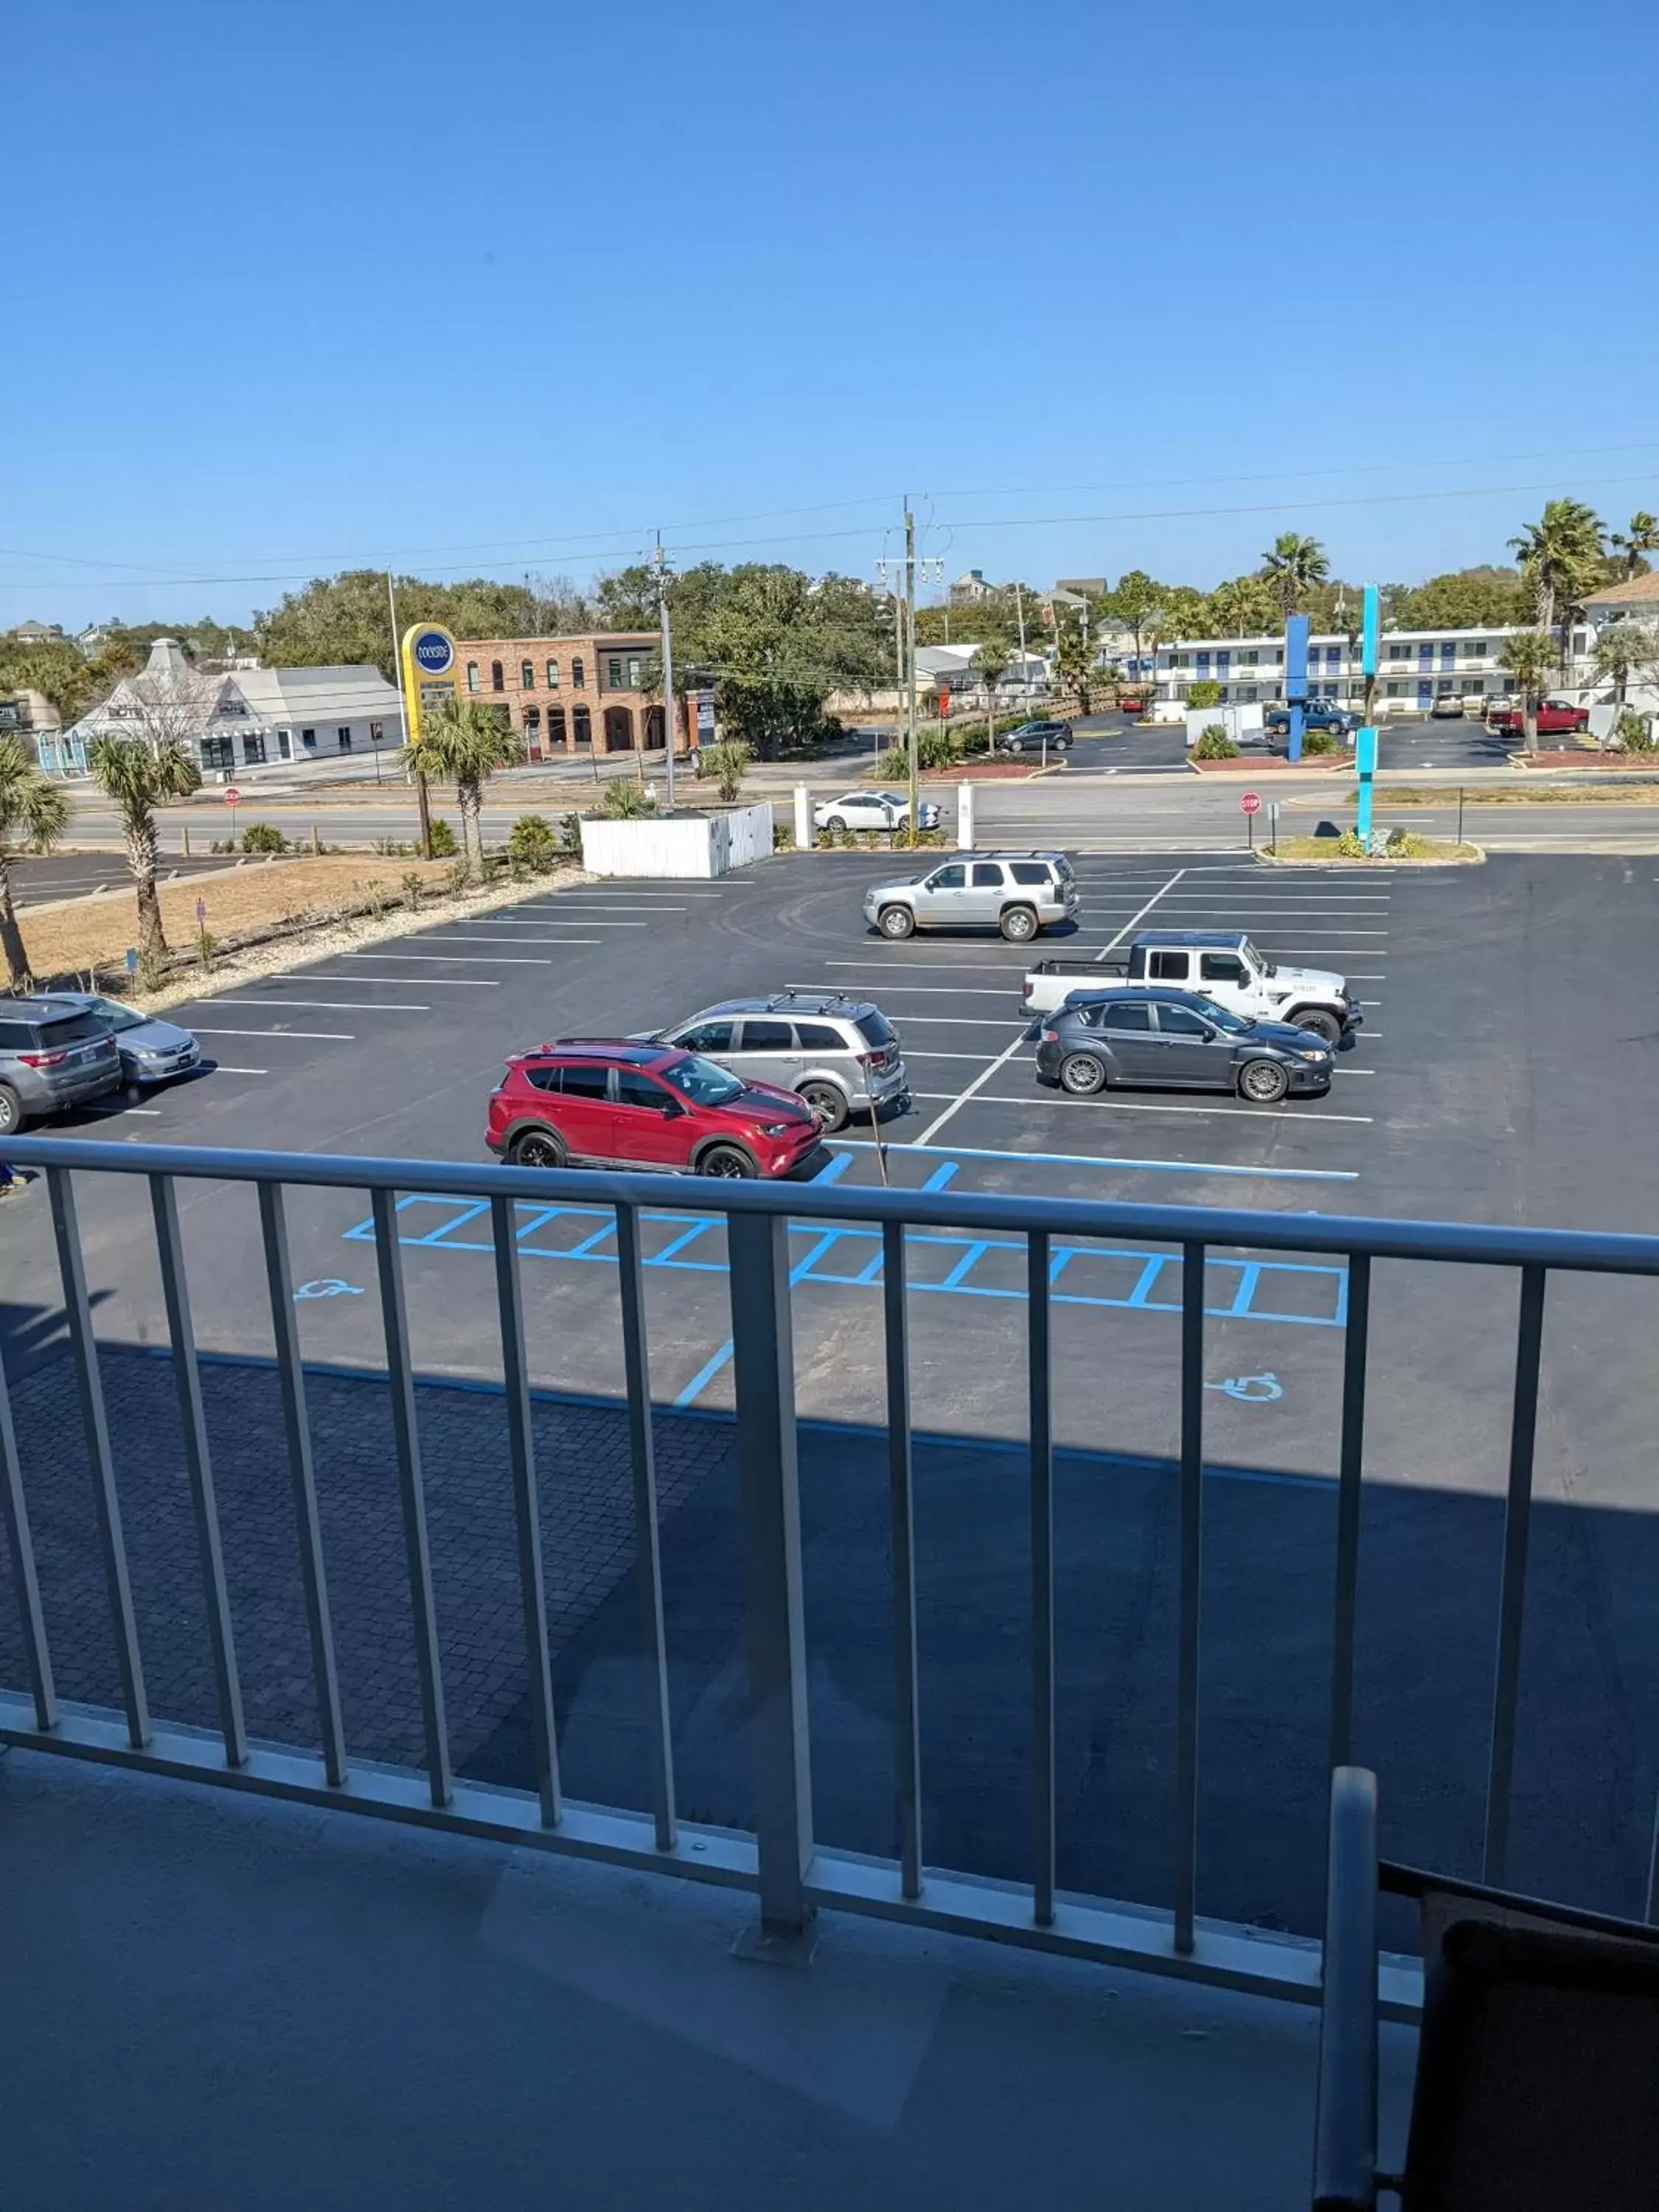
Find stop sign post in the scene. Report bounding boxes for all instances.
[224,785,240,840]
[1241,788,1261,849]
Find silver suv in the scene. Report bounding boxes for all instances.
[0,995,124,1134]
[863,851,1079,942]
[645,990,909,1133]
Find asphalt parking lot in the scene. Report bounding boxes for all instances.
[10,849,243,908]
[9,847,1659,1931]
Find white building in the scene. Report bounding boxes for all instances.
[1139,625,1530,713]
[46,638,406,777]
[916,643,1048,700]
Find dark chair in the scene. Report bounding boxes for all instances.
[1312,1764,1659,2209]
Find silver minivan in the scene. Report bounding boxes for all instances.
[647,991,909,1132]
[0,996,125,1134]
[862,851,1079,942]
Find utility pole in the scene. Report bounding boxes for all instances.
[653,533,676,810]
[1014,582,1028,695]
[904,504,919,843]
[388,571,432,860]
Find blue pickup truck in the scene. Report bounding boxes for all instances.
[1264,701,1359,738]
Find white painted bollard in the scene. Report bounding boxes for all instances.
[956,780,975,850]
[794,783,813,850]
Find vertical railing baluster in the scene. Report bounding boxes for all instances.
[48,1166,148,1749]
[1328,1254,1371,1773]
[150,1172,246,1767]
[1175,1238,1206,1955]
[615,1200,677,1853]
[372,1187,452,1809]
[1484,1264,1546,1886]
[884,1219,923,1901]
[0,1325,57,1731]
[258,1180,347,1787]
[490,1195,560,1826]
[1029,1229,1056,1927]
[728,1209,814,1941]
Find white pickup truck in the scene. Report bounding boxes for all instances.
[1020,929,1360,1046]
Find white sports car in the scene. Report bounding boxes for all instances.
[813,789,942,833]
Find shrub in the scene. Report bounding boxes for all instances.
[557,811,581,851]
[373,835,414,856]
[445,857,473,897]
[1616,710,1655,752]
[1333,829,1369,857]
[1192,726,1239,759]
[239,822,287,854]
[917,726,964,770]
[703,737,752,801]
[426,818,459,858]
[1186,678,1223,709]
[1301,730,1342,757]
[601,778,647,819]
[400,870,423,911]
[507,813,560,869]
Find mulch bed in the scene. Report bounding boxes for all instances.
[1508,751,1659,771]
[1189,755,1349,773]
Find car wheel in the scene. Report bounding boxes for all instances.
[509,1128,567,1168]
[826,815,847,832]
[999,905,1038,942]
[699,1144,757,1178]
[878,905,915,939]
[1054,735,1070,752]
[1238,1060,1290,1104]
[796,1080,848,1133]
[1059,1053,1106,1096]
[0,1083,21,1136]
[1004,736,1023,752]
[1292,1009,1342,1047]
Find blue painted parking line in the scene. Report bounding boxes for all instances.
[830,1137,1356,1183]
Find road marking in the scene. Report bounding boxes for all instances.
[189,996,431,1012]
[210,1065,268,1075]
[1096,866,1189,963]
[425,922,650,933]
[337,951,564,964]
[891,1015,1025,1028]
[912,1034,1036,1146]
[270,972,498,987]
[905,1049,1028,1061]
[811,983,1023,996]
[187,1025,355,1040]
[824,959,1034,973]
[831,1136,1357,1181]
[909,1091,1374,1125]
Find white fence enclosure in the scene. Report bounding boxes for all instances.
[579,802,773,879]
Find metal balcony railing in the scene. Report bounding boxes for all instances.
[5,1135,1659,2013]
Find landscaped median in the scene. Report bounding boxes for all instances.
[1260,832,1482,866]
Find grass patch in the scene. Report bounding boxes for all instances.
[1268,833,1480,862]
[1383,782,1659,805]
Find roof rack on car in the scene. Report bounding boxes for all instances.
[772,986,852,1007]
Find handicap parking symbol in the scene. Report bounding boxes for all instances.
[1204,1371,1282,1404]
[293,1278,364,1301]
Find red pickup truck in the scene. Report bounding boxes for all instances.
[1489,697,1589,737]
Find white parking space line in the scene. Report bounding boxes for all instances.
[187,1026,355,1040]
[191,997,430,1012]
[270,973,498,987]
[891,1015,1026,1028]
[338,951,563,964]
[211,1065,268,1074]
[910,1091,1374,1126]
[815,983,1022,997]
[913,1034,1032,1145]
[905,1049,1030,1061]
[1095,868,1188,962]
[428,920,650,931]
[414,932,619,945]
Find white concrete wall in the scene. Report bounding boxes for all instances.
[580,801,773,878]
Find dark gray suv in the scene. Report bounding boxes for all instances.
[1034,987,1334,1104]
[0,996,125,1133]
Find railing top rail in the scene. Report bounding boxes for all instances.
[6,1135,1659,1279]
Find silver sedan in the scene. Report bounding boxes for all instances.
[62,994,203,1088]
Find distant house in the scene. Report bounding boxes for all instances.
[917,644,1047,701]
[1582,572,1659,626]
[947,569,994,606]
[1053,577,1107,601]
[6,619,65,647]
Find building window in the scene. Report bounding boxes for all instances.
[466,661,479,693]
[521,660,535,689]
[200,735,234,771]
[276,728,293,761]
[627,654,642,687]
[369,720,383,743]
[547,706,567,747]
[572,657,586,689]
[608,655,623,686]
[572,704,591,745]
[1470,641,1488,658]
[243,732,267,765]
[338,726,352,751]
[302,727,317,748]
[546,658,559,687]
[1573,630,1587,655]
[490,660,504,692]
[1243,650,1259,665]
[1388,642,1408,660]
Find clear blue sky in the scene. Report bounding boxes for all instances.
[8,0,1659,630]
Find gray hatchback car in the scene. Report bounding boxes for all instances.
[644,991,909,1132]
[862,850,1079,942]
[0,995,125,1134]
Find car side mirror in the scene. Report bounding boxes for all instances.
[660,1097,686,1117]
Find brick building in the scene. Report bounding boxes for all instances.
[453,631,685,761]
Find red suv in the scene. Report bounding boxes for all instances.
[1489,697,1589,737]
[486,1040,826,1179]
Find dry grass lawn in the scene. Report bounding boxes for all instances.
[17,855,462,978]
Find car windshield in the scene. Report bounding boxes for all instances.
[661,1053,743,1107]
[874,792,905,806]
[1192,997,1249,1032]
[1240,936,1275,977]
[89,998,147,1034]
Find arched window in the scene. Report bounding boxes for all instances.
[524,706,541,735]
[490,660,505,692]
[465,661,479,693]
[571,656,585,689]
[521,660,535,689]
[546,658,560,688]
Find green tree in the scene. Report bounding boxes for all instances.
[970,633,1012,751]
[0,639,104,728]
[1593,622,1659,711]
[255,570,555,682]
[1498,630,1559,751]
[1205,574,1279,636]
[1052,620,1102,713]
[0,734,70,990]
[1186,678,1224,709]
[1390,566,1531,629]
[1508,499,1605,636]
[1609,512,1659,580]
[1259,533,1331,619]
[402,696,523,875]
[1099,570,1167,679]
[87,734,202,956]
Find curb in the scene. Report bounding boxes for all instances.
[1255,846,1486,869]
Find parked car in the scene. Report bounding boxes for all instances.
[1488,698,1590,737]
[813,790,941,834]
[1430,695,1465,719]
[998,720,1071,754]
[1117,692,1148,714]
[486,1041,825,1179]
[0,995,125,1134]
[1264,702,1360,738]
[1022,930,1358,1046]
[55,993,201,1088]
[1034,988,1335,1105]
[642,990,909,1133]
[863,851,1079,942]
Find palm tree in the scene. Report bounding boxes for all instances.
[1508,499,1605,636]
[402,697,523,875]
[87,734,201,956]
[0,734,71,990]
[1498,630,1558,751]
[1593,621,1659,712]
[1610,512,1659,580]
[972,636,1011,752]
[1259,533,1330,619]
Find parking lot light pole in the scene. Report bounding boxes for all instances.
[654,536,676,811]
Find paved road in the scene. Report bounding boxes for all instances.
[8,849,243,909]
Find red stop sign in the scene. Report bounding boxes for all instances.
[223,785,242,804]
[1240,790,1262,815]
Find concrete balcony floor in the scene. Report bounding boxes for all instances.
[1,1750,1416,2211]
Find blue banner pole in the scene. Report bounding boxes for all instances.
[1284,614,1310,764]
